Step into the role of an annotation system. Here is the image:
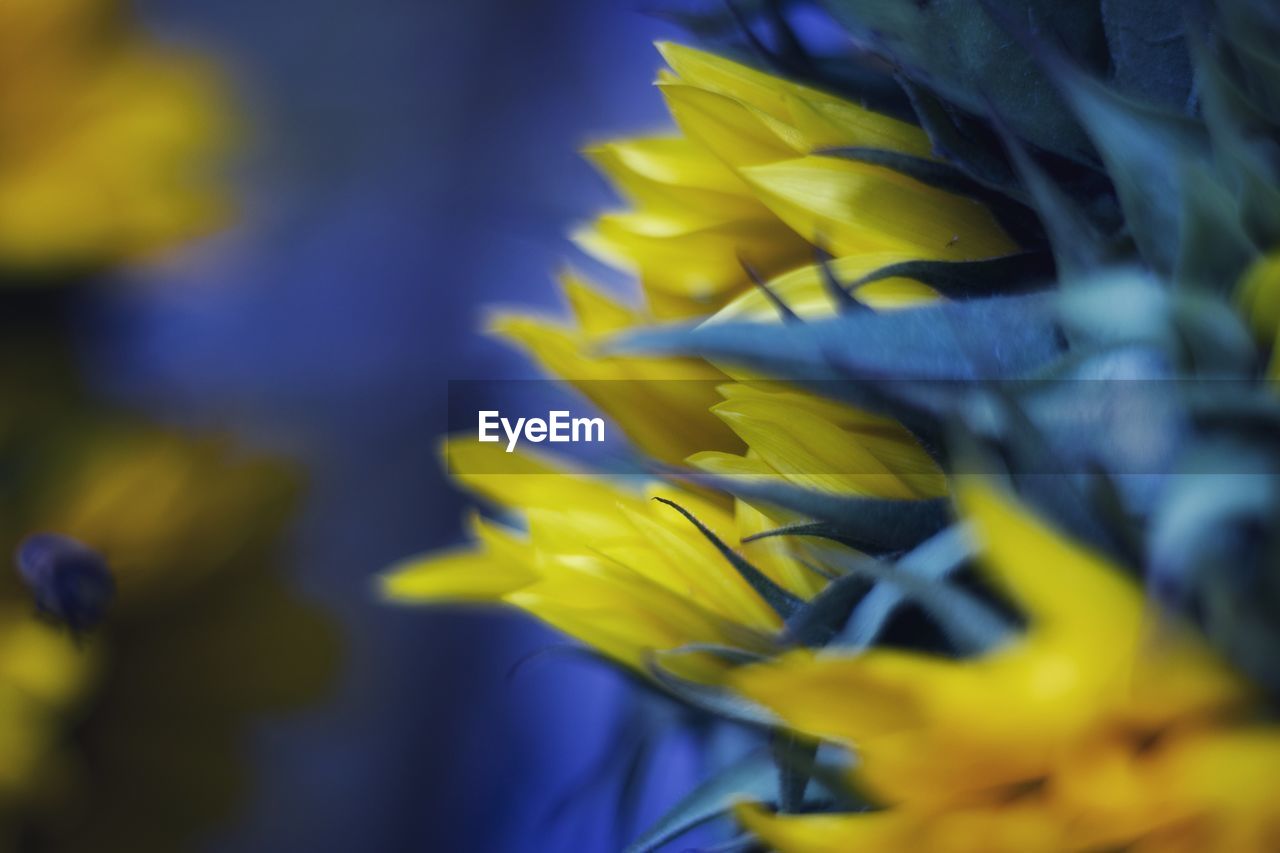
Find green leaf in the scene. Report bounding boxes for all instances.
[814,244,867,314]
[806,540,1012,655]
[945,379,1141,558]
[823,0,1108,161]
[653,496,805,620]
[646,654,782,728]
[667,470,951,553]
[1216,0,1280,121]
[1099,0,1193,107]
[838,525,978,647]
[744,518,912,555]
[623,748,779,853]
[991,108,1121,277]
[1174,163,1257,295]
[1058,270,1258,373]
[1149,440,1280,694]
[664,643,770,666]
[611,293,1063,381]
[614,294,1065,454]
[783,571,872,647]
[1053,65,1210,276]
[771,733,818,813]
[841,252,1056,300]
[1192,34,1280,249]
[896,76,1021,190]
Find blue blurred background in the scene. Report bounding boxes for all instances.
[72,2,711,850]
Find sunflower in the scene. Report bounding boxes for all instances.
[390,1,1280,850]
[386,44,980,685]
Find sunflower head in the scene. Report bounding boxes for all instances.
[389,3,1280,851]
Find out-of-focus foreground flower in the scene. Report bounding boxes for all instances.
[0,1,337,849]
[387,0,1280,849]
[736,483,1280,852]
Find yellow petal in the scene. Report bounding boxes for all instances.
[1152,727,1280,850]
[1051,732,1200,848]
[732,647,1126,804]
[618,490,782,631]
[711,395,937,499]
[740,156,1017,260]
[732,649,937,746]
[715,383,911,437]
[735,498,828,600]
[657,42,933,158]
[511,559,771,680]
[488,313,740,462]
[576,210,810,304]
[959,480,1252,723]
[737,803,912,853]
[589,134,748,194]
[659,80,798,167]
[688,448,778,479]
[713,384,946,497]
[585,136,760,221]
[708,251,938,321]
[658,42,824,130]
[957,480,1148,638]
[737,801,1068,853]
[444,438,619,511]
[379,546,535,602]
[559,270,639,337]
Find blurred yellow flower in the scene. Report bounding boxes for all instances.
[382,438,826,681]
[731,482,1277,852]
[0,4,327,848]
[0,611,98,807]
[47,432,297,608]
[0,0,234,271]
[0,420,337,852]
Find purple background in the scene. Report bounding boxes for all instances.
[80,2,718,850]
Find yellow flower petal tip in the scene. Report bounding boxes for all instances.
[954,478,1147,633]
[378,548,534,604]
[734,804,828,853]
